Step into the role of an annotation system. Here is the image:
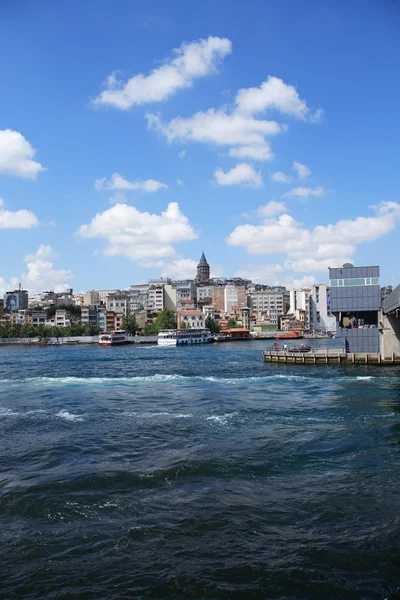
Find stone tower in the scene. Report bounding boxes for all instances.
[196,251,210,283]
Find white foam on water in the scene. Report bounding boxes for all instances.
[56,410,84,422]
[0,407,19,417]
[0,373,394,387]
[174,413,193,418]
[206,412,238,426]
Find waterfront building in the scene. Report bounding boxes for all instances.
[309,284,336,333]
[31,311,47,326]
[129,284,149,312]
[289,289,311,332]
[246,290,285,325]
[97,290,119,305]
[83,290,101,306]
[81,306,98,325]
[202,304,216,320]
[4,287,28,313]
[97,309,107,331]
[179,299,197,310]
[106,293,130,316]
[224,284,246,313]
[196,285,213,304]
[177,309,205,329]
[55,309,71,328]
[328,264,380,352]
[195,252,210,284]
[172,280,196,308]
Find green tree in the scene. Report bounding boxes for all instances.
[122,314,139,335]
[144,322,159,335]
[155,309,176,330]
[205,316,221,334]
[180,321,187,330]
[227,317,239,328]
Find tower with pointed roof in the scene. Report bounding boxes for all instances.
[196,251,210,284]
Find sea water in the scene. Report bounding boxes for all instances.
[0,340,400,599]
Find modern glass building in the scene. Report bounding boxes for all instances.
[328,264,380,352]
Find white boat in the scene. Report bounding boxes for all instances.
[99,330,130,346]
[158,329,214,347]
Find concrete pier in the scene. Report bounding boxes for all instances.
[263,349,400,365]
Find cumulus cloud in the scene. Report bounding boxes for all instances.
[76,202,197,261]
[228,144,274,162]
[234,263,283,281]
[161,258,198,279]
[92,36,232,109]
[0,245,73,296]
[22,245,73,293]
[0,129,45,179]
[0,197,39,229]
[147,75,320,162]
[227,201,400,272]
[257,201,288,218]
[271,171,292,183]
[283,186,325,199]
[95,173,168,192]
[235,76,323,122]
[293,161,311,179]
[214,163,263,188]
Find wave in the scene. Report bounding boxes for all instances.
[0,373,390,386]
[56,410,84,422]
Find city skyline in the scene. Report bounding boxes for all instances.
[1,0,400,295]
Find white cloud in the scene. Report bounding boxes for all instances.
[147,109,282,149]
[92,36,232,109]
[283,186,325,199]
[234,263,283,282]
[76,202,197,261]
[293,161,311,179]
[227,201,400,272]
[95,173,168,193]
[178,150,186,159]
[0,129,45,179]
[214,163,263,188]
[1,245,74,295]
[228,144,274,162]
[0,197,39,229]
[235,76,323,122]
[147,75,321,162]
[271,171,292,183]
[257,201,288,218]
[22,245,73,293]
[161,258,198,279]
[176,178,184,185]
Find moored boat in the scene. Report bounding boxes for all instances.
[275,331,303,340]
[158,329,214,347]
[99,330,130,346]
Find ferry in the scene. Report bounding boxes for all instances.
[99,330,130,346]
[158,329,214,347]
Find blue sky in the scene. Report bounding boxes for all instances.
[1,0,400,294]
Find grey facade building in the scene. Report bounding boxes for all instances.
[329,264,380,352]
[4,289,28,313]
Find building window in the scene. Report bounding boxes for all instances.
[330,277,380,287]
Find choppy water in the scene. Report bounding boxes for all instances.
[1,340,400,599]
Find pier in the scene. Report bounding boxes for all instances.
[263,348,400,365]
